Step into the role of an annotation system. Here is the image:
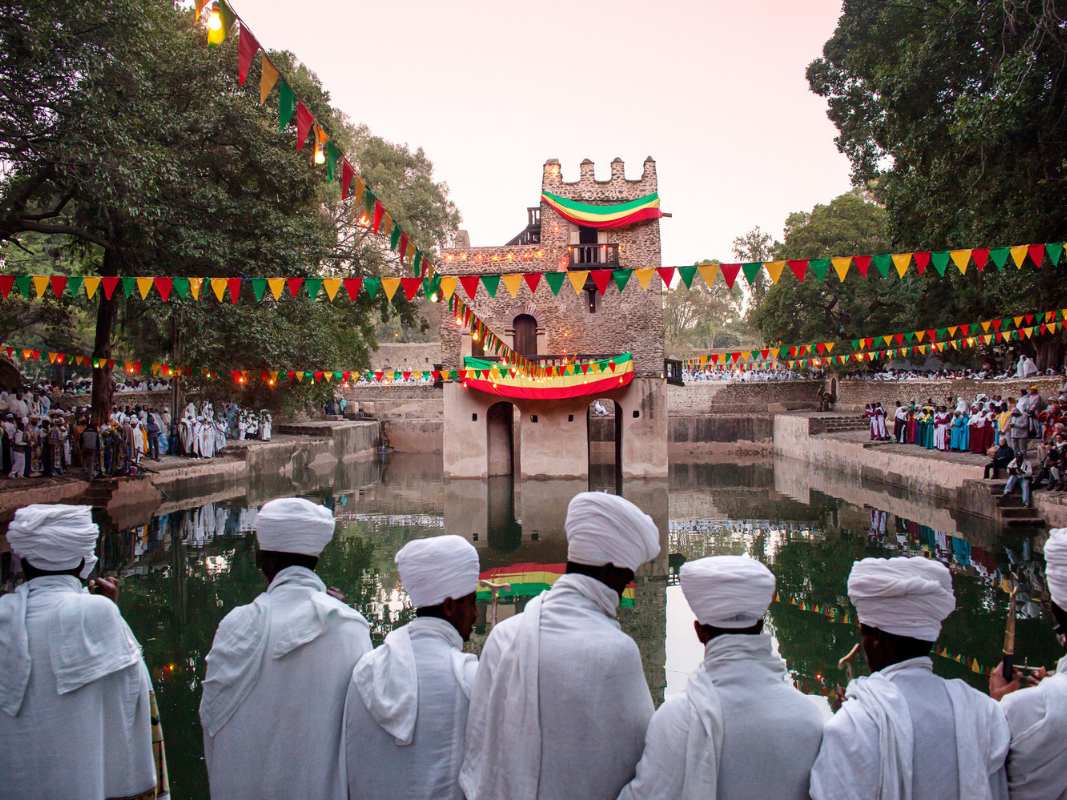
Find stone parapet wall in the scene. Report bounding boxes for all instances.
[370,343,441,370]
[667,381,822,413]
[834,376,1064,412]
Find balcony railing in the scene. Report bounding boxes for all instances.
[568,243,619,269]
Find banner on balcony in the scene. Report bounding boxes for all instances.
[540,191,663,230]
[461,353,634,399]
[478,562,635,607]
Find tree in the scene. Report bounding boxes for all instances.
[732,226,775,310]
[663,262,753,355]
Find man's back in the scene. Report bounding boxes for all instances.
[1001,666,1067,800]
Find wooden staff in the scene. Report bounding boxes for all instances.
[838,642,862,681]
[1002,583,1018,680]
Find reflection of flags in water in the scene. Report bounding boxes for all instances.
[476,562,636,608]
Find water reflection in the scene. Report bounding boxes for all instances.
[0,454,1061,798]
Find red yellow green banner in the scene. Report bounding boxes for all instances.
[540,191,664,230]
[462,353,634,400]
[478,562,636,607]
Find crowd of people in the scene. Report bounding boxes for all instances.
[683,367,816,383]
[64,376,172,395]
[175,401,272,459]
[2,496,1066,799]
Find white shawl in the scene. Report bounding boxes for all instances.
[1003,655,1067,800]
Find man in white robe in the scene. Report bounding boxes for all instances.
[345,535,480,799]
[990,527,1067,799]
[461,491,661,800]
[810,556,1010,799]
[0,504,158,799]
[619,556,825,799]
[200,497,371,800]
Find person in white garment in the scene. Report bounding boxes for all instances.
[200,497,371,800]
[619,555,826,800]
[810,556,1011,800]
[345,535,480,799]
[0,504,158,799]
[460,491,661,800]
[989,528,1067,799]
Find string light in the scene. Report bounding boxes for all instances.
[206,7,225,45]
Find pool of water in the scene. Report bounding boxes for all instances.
[2,455,1060,798]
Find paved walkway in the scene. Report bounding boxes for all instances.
[823,429,992,466]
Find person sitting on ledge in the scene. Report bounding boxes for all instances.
[1004,453,1034,507]
[985,440,1015,480]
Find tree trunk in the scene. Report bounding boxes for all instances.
[90,249,118,426]
[1036,337,1063,372]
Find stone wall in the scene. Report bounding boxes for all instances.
[667,381,822,413]
[369,343,441,370]
[833,376,1063,412]
[340,384,443,454]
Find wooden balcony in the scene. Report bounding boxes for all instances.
[568,243,619,269]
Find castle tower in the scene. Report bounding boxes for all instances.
[439,157,668,482]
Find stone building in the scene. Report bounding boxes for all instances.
[439,157,669,483]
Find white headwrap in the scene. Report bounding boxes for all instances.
[1044,528,1067,609]
[848,556,956,641]
[255,498,335,556]
[6,504,99,578]
[396,535,480,608]
[565,492,660,572]
[680,555,775,628]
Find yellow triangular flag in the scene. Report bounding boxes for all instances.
[381,277,401,301]
[981,320,991,332]
[769,347,780,359]
[948,325,958,336]
[1050,322,1059,334]
[698,263,719,287]
[891,253,911,278]
[136,277,153,300]
[267,278,285,300]
[1014,315,1025,328]
[882,335,893,346]
[634,268,655,289]
[1011,245,1028,268]
[188,277,203,300]
[501,273,523,298]
[210,278,227,302]
[568,270,589,296]
[259,57,279,104]
[826,342,835,353]
[764,261,786,284]
[832,257,851,282]
[439,276,457,302]
[950,249,971,274]
[32,275,48,298]
[322,277,341,301]
[915,330,925,342]
[83,276,100,299]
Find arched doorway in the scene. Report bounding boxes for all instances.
[513,314,538,357]
[487,401,515,477]
[587,398,622,494]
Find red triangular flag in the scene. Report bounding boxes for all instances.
[971,247,989,271]
[0,275,13,299]
[343,277,362,300]
[295,101,314,151]
[523,272,542,294]
[286,277,304,298]
[101,276,120,300]
[154,277,173,302]
[341,159,354,201]
[787,259,808,282]
[1028,244,1045,268]
[992,319,1002,331]
[400,277,422,301]
[720,263,741,288]
[590,269,612,295]
[237,22,260,86]
[656,267,676,287]
[854,255,872,277]
[49,275,67,298]
[459,275,480,298]
[913,251,930,274]
[372,200,384,233]
[226,277,241,304]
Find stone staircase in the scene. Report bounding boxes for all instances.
[986,479,1046,529]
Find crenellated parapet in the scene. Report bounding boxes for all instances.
[542,156,658,201]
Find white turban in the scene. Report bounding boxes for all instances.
[848,556,955,641]
[6,504,99,579]
[1045,528,1067,609]
[680,555,775,628]
[255,498,335,556]
[565,492,660,573]
[396,535,480,607]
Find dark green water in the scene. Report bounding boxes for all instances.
[4,455,1061,798]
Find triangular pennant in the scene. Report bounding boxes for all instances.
[237,22,260,85]
[809,258,830,281]
[171,277,189,300]
[322,277,341,301]
[677,266,697,288]
[523,272,542,295]
[341,277,363,300]
[400,277,422,301]
[787,259,808,282]
[481,275,500,298]
[634,268,655,289]
[210,278,227,302]
[872,253,891,278]
[135,277,153,300]
[971,247,990,271]
[831,257,851,282]
[764,261,785,284]
[1028,243,1045,268]
[1010,244,1028,268]
[304,277,323,300]
[567,270,589,295]
[439,276,457,302]
[295,101,314,151]
[100,276,120,300]
[501,273,523,297]
[656,267,676,287]
[120,276,137,298]
[612,269,632,293]
[989,247,1010,270]
[266,277,284,300]
[1047,242,1064,266]
[251,277,267,302]
[890,253,911,278]
[259,56,278,104]
[286,277,304,298]
[734,262,758,284]
[720,263,741,288]
[82,276,100,299]
[48,275,68,298]
[544,272,566,295]
[950,249,971,274]
[66,275,83,298]
[31,275,49,298]
[381,277,401,301]
[854,255,871,277]
[459,275,480,298]
[363,277,380,299]
[930,251,950,276]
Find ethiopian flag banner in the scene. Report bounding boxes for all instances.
[478,562,636,608]
[540,191,663,229]
[462,353,634,400]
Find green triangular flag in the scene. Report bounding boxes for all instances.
[333,370,343,381]
[809,258,830,281]
[931,251,950,276]
[904,331,914,343]
[412,251,422,276]
[742,262,763,284]
[172,277,189,300]
[936,327,948,340]
[278,81,295,131]
[305,278,323,300]
[989,247,1009,270]
[13,275,30,297]
[851,339,861,351]
[481,275,500,298]
[390,226,401,251]
[612,269,632,292]
[545,272,566,295]
[326,141,340,183]
[873,253,891,278]
[251,278,267,302]
[1046,242,1064,266]
[363,188,376,214]
[677,266,697,288]
[66,276,83,298]
[217,0,236,35]
[1002,317,1013,330]
[363,277,380,299]
[121,276,137,298]
[422,275,441,299]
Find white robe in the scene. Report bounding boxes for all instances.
[810,656,1010,800]
[460,572,653,800]
[1001,655,1067,800]
[0,576,156,799]
[345,616,478,800]
[200,566,371,800]
[619,633,826,800]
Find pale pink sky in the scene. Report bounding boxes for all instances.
[235,0,851,264]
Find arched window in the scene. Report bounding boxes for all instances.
[513,314,538,357]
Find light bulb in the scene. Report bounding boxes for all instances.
[429,292,439,303]
[207,9,222,30]
[314,148,326,165]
